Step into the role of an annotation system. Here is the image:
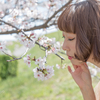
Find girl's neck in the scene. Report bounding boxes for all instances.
[88,57,100,68]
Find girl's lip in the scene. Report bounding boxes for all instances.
[68,56,73,60]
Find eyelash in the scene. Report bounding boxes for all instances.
[62,36,75,41]
[68,38,75,41]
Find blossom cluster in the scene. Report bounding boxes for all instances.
[23,55,54,81]
[38,36,61,54]
[17,32,38,48]
[0,41,6,52]
[33,65,54,81]
[23,54,31,67]
[89,66,97,77]
[87,62,98,77]
[17,32,61,54]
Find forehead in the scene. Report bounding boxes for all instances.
[63,32,76,37]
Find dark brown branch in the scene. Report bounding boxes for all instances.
[0,19,65,61]
[0,18,19,30]
[0,21,56,35]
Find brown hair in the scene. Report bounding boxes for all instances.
[58,0,100,62]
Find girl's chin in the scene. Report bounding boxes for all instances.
[71,58,83,65]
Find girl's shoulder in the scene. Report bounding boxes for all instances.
[94,81,100,100]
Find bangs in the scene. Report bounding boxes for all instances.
[57,5,76,33]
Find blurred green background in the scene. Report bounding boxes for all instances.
[0,31,99,100]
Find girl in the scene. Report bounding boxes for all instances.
[57,0,100,100]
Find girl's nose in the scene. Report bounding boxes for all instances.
[62,41,70,51]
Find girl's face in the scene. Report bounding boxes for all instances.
[62,32,83,65]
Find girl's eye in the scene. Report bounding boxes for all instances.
[68,38,75,41]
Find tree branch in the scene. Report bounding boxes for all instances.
[44,0,73,25]
[0,20,56,35]
[0,19,65,61]
[3,48,29,62]
[0,0,73,35]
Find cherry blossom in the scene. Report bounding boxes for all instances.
[56,64,61,69]
[23,54,31,67]
[35,57,46,69]
[0,10,4,17]
[17,32,36,48]
[54,42,61,51]
[0,42,6,52]
[45,65,54,80]
[38,36,61,54]
[89,67,97,77]
[38,36,55,46]
[25,40,35,48]
[30,32,38,41]
[62,64,66,69]
[33,68,45,81]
